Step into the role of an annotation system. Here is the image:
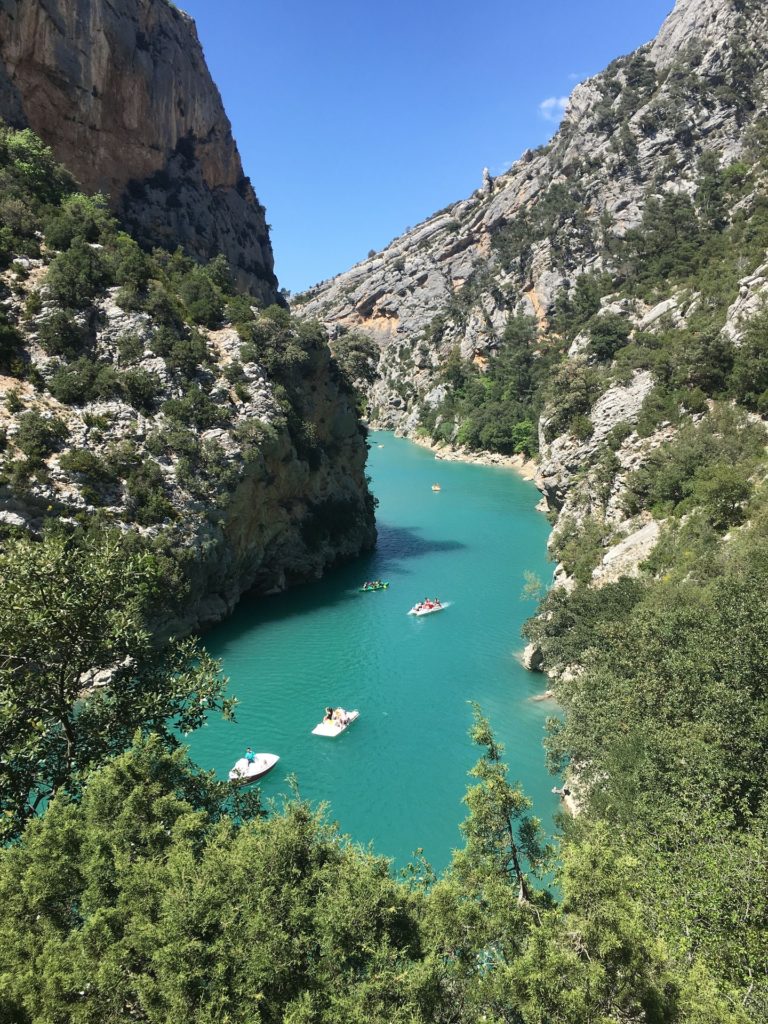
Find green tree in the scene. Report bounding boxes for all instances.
[45,237,110,308]
[0,530,234,840]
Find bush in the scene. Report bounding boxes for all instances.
[588,313,632,362]
[45,239,110,308]
[5,387,23,413]
[58,449,113,484]
[116,331,145,366]
[120,368,162,413]
[729,306,768,411]
[550,515,606,585]
[37,310,87,359]
[152,326,210,377]
[332,331,379,386]
[108,232,151,291]
[145,423,201,460]
[125,461,175,526]
[162,385,226,429]
[178,267,225,328]
[48,358,120,406]
[0,311,23,371]
[14,410,68,462]
[570,413,594,440]
[43,193,112,250]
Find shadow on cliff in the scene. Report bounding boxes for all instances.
[206,523,466,646]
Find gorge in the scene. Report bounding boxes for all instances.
[0,0,766,1021]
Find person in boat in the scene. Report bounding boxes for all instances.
[333,707,349,727]
[323,707,335,725]
[245,748,256,763]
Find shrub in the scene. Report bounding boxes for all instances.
[588,313,632,362]
[225,294,256,327]
[37,310,87,359]
[14,410,68,462]
[108,232,151,291]
[58,449,113,483]
[125,462,175,526]
[43,193,112,250]
[729,306,768,412]
[0,311,23,371]
[145,423,201,460]
[178,267,224,328]
[570,413,594,440]
[162,385,226,429]
[152,326,210,377]
[550,515,606,584]
[5,387,23,413]
[45,239,110,308]
[120,368,162,413]
[48,358,120,406]
[116,331,145,366]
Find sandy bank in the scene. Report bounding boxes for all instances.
[406,434,539,481]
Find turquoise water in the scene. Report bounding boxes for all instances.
[188,431,557,873]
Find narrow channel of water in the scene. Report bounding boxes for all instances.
[188,431,557,873]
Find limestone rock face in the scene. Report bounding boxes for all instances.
[295,0,768,433]
[0,0,278,302]
[0,267,375,634]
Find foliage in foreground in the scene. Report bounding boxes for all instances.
[0,705,737,1024]
[0,528,235,842]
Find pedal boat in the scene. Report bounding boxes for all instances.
[228,753,280,783]
[408,601,445,616]
[312,710,360,737]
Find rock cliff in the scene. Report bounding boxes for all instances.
[0,123,375,634]
[296,0,767,431]
[0,0,278,302]
[295,0,768,598]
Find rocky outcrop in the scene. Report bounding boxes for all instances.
[0,264,375,635]
[0,0,278,302]
[295,0,768,433]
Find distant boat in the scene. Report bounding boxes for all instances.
[432,483,441,491]
[378,444,384,448]
[408,600,445,617]
[359,580,389,592]
[228,753,279,784]
[312,709,360,737]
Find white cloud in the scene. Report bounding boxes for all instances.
[538,96,569,123]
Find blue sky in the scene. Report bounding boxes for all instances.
[179,0,674,293]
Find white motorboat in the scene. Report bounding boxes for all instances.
[408,600,445,616]
[228,752,280,783]
[312,709,360,737]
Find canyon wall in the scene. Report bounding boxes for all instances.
[0,0,277,301]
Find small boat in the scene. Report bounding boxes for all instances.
[408,600,445,617]
[228,753,280,784]
[312,709,360,737]
[432,483,441,492]
[359,580,389,592]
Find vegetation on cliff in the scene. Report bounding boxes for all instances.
[0,123,375,628]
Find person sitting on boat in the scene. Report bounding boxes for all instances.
[333,707,349,727]
[323,707,335,724]
[245,747,256,763]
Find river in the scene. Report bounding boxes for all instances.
[188,431,557,873]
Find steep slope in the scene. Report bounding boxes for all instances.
[0,0,277,302]
[0,128,375,633]
[297,0,767,433]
